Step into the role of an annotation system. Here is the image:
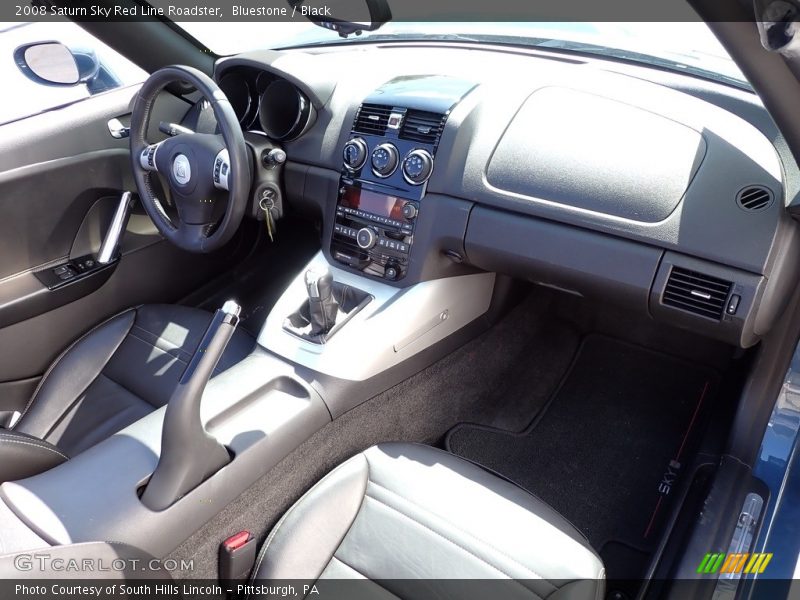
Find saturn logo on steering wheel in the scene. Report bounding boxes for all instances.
[172,154,191,185]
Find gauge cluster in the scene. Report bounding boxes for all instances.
[216,66,315,141]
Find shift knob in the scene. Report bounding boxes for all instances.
[305,269,338,336]
[305,269,333,301]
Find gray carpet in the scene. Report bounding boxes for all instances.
[166,291,581,578]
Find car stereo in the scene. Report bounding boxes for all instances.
[331,181,418,281]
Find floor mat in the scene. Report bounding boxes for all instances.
[446,335,718,577]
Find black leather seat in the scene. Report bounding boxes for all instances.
[250,443,605,599]
[0,304,254,483]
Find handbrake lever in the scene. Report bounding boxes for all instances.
[141,301,241,511]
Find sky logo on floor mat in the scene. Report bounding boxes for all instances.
[697,553,773,575]
[658,459,681,496]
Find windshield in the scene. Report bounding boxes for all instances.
[177,21,748,89]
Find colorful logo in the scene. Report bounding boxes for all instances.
[697,553,773,575]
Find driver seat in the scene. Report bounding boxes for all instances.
[0,304,255,483]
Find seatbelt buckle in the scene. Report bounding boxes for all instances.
[219,530,257,584]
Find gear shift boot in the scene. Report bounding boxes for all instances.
[284,270,372,344]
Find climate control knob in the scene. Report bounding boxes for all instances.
[356,227,378,250]
[402,149,434,185]
[343,137,368,171]
[371,143,399,178]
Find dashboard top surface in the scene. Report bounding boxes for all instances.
[215,43,787,276]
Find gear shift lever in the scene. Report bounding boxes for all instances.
[305,269,338,335]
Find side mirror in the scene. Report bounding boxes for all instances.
[289,0,391,38]
[14,41,99,87]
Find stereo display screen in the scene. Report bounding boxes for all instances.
[341,186,405,221]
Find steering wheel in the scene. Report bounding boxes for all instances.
[129,65,250,253]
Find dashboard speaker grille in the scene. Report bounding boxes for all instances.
[736,185,773,212]
[353,103,392,135]
[662,267,732,320]
[400,110,447,147]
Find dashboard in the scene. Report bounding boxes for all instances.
[210,43,800,348]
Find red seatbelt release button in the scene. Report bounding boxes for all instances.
[223,530,251,552]
[220,531,257,583]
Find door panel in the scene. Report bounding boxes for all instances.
[0,150,131,279]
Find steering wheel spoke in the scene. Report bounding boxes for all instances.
[176,220,213,249]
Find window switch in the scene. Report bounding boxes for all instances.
[75,259,96,272]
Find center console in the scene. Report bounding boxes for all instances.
[330,76,477,282]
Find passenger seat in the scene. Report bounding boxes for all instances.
[249,443,605,599]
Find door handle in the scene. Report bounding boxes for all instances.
[107,118,130,139]
[97,191,134,264]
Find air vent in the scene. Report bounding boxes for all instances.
[662,267,732,320]
[353,103,392,135]
[400,110,447,147]
[736,185,774,212]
